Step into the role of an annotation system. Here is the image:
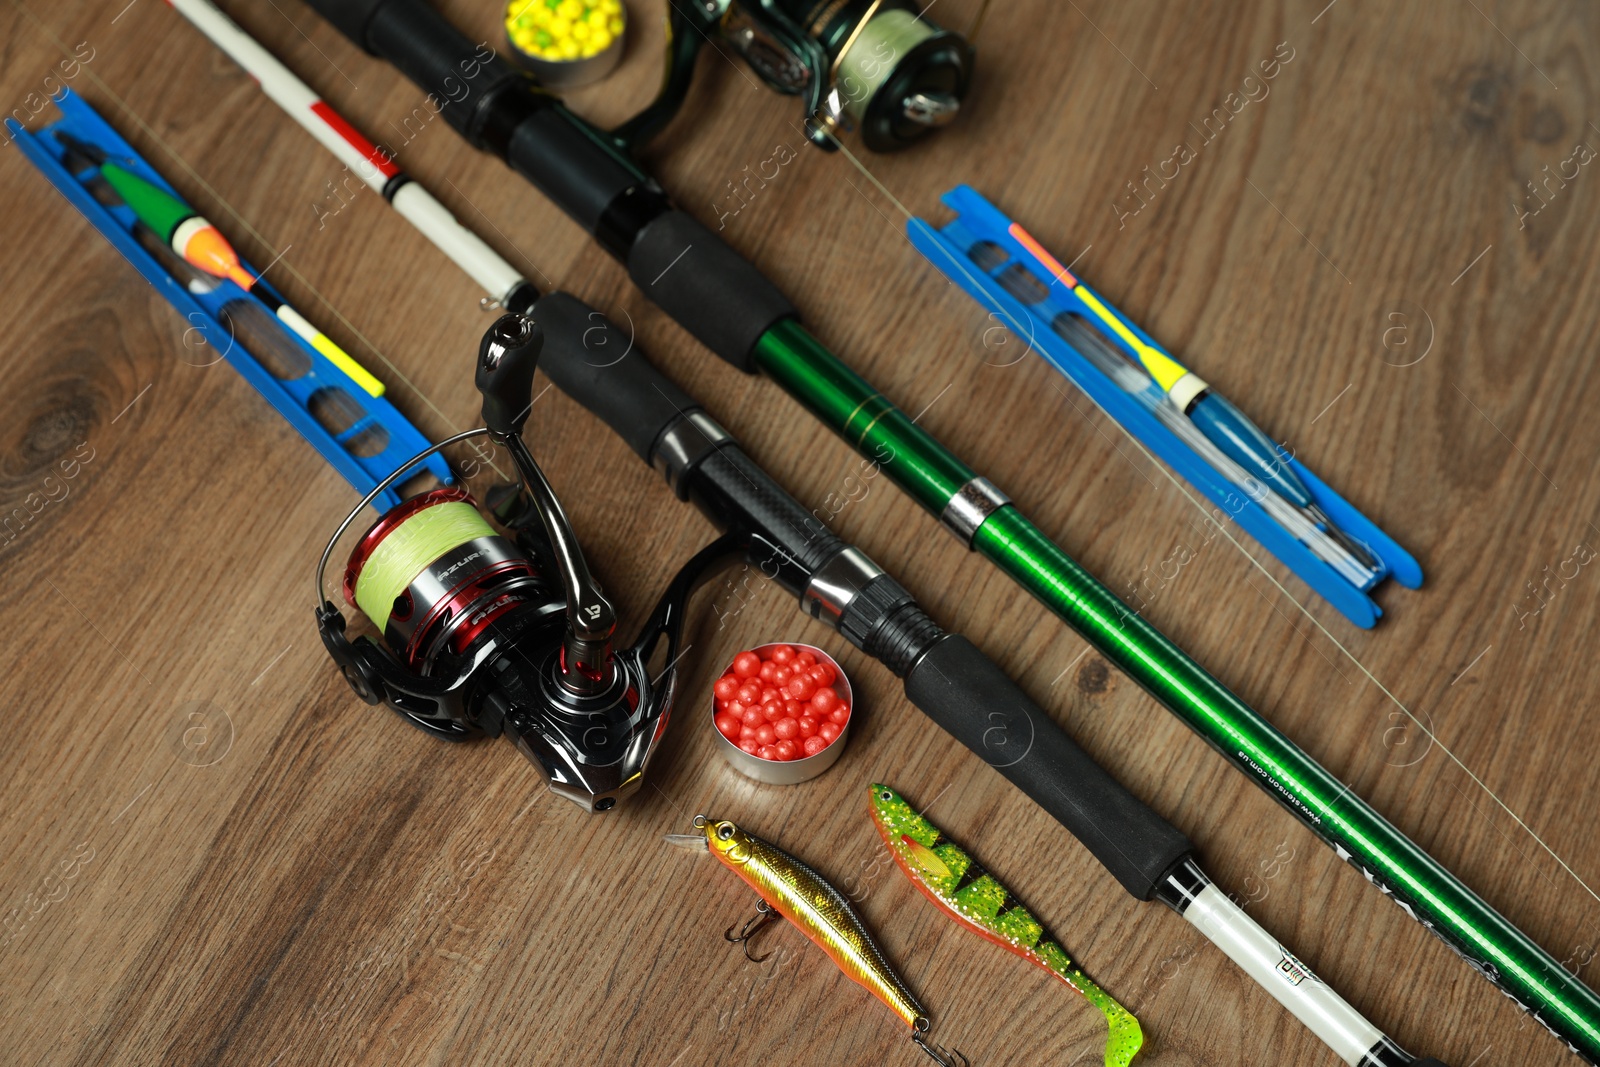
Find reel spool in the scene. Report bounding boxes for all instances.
[733,0,977,151]
[342,486,547,673]
[315,314,729,812]
[615,0,982,153]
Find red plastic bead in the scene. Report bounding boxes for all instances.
[726,648,849,763]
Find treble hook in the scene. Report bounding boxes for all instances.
[911,1019,970,1067]
[722,898,782,962]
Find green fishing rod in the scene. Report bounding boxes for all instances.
[297,1,1600,1057]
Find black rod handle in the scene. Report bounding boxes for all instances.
[305,0,650,236]
[531,292,698,461]
[624,210,795,370]
[534,292,840,576]
[307,0,516,138]
[905,634,1193,899]
[305,0,796,365]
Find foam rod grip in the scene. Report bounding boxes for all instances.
[904,635,1193,900]
[626,211,795,371]
[532,292,697,461]
[307,0,515,135]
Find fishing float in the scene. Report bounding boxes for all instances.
[997,213,1378,569]
[164,0,535,315]
[10,91,452,509]
[1050,311,1377,587]
[908,184,1417,625]
[55,129,385,397]
[174,1,1600,1056]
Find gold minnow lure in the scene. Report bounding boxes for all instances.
[868,784,1144,1067]
[668,814,969,1067]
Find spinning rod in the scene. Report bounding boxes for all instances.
[532,301,1453,1067]
[185,3,1600,1056]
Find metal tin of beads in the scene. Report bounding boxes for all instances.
[712,642,853,785]
[505,0,627,88]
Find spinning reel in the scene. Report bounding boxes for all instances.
[315,314,722,812]
[616,0,985,153]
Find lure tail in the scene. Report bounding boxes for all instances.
[1074,979,1143,1067]
[868,784,1142,1067]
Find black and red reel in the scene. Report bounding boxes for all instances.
[315,314,735,812]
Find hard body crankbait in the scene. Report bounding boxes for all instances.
[869,784,1143,1067]
[669,815,968,1066]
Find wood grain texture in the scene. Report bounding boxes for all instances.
[2,1,1599,1064]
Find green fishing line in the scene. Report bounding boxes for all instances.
[352,501,494,628]
[837,10,936,122]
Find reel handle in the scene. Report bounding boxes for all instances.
[475,313,616,693]
[476,313,543,436]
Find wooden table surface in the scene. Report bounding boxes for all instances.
[4,1,1599,1064]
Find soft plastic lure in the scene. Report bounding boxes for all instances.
[669,814,968,1066]
[869,784,1143,1067]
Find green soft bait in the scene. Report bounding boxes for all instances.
[870,784,1143,1066]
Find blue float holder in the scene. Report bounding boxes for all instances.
[908,185,1422,628]
[8,90,452,511]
